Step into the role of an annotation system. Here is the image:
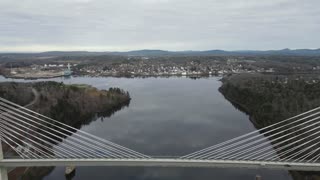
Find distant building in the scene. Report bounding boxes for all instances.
[10,70,17,75]
[64,63,72,76]
[266,68,274,73]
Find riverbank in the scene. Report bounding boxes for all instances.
[3,67,65,79]
[2,72,219,80]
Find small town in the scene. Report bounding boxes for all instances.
[3,55,314,79]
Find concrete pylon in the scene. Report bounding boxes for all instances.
[256,175,262,180]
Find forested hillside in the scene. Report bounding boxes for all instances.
[0,81,131,128]
[219,74,320,128]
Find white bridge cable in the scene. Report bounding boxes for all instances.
[0,132,27,159]
[181,107,318,161]
[2,96,320,162]
[0,103,147,159]
[294,145,320,163]
[0,97,149,158]
[249,127,320,162]
[309,149,320,163]
[0,126,47,159]
[248,126,320,161]
[0,98,150,159]
[0,122,59,159]
[221,118,320,161]
[0,109,122,159]
[0,113,99,159]
[200,113,320,160]
[276,134,320,162]
[0,116,129,159]
[0,118,70,158]
[181,108,320,159]
[0,110,133,160]
[214,121,320,161]
[181,106,320,159]
[0,106,137,159]
[1,133,30,159]
[234,129,318,160]
[196,114,320,160]
[0,108,97,158]
[298,148,320,162]
[282,146,316,162]
[265,131,320,162]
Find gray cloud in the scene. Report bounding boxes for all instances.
[0,0,319,52]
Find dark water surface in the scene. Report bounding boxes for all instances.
[0,76,292,180]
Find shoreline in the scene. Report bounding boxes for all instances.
[4,71,320,81]
[0,74,223,80]
[2,74,65,80]
[218,87,261,128]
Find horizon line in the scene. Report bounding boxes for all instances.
[1,48,320,54]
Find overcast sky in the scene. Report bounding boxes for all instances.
[0,0,319,52]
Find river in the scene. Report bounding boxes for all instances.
[0,76,292,180]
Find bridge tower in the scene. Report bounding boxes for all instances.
[0,138,8,180]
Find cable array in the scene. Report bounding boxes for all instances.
[2,96,320,163]
[0,97,150,159]
[181,106,320,163]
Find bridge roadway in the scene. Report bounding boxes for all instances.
[1,158,320,171]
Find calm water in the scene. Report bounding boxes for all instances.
[0,76,292,180]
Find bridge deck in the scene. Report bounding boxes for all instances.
[1,159,320,171]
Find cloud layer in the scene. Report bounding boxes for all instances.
[0,0,319,52]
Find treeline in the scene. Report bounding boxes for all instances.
[2,53,320,70]
[32,81,131,128]
[0,81,131,129]
[0,82,34,106]
[219,74,320,127]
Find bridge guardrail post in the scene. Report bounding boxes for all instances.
[0,137,8,180]
[0,167,7,180]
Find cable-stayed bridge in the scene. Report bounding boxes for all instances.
[1,97,320,179]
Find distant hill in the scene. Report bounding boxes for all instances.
[105,48,320,56]
[2,48,320,57]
